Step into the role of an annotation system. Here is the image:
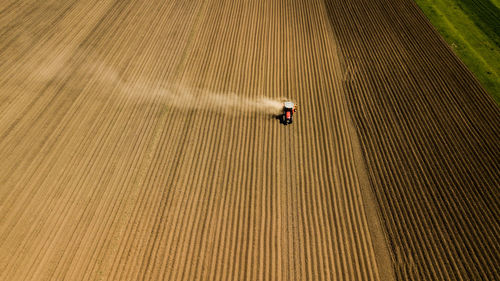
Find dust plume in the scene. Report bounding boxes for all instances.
[88,63,286,115]
[30,59,287,116]
[147,86,285,115]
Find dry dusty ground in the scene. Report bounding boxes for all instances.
[0,0,498,280]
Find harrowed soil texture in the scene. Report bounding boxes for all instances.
[1,0,498,280]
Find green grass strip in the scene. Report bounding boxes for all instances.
[489,0,500,10]
[415,0,500,102]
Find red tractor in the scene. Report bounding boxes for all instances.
[282,101,297,125]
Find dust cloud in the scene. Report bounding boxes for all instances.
[30,59,287,115]
[86,62,286,115]
[149,87,284,115]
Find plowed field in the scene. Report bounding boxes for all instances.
[1,0,498,280]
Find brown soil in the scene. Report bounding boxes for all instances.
[1,0,498,280]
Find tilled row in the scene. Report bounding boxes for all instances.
[2,0,497,280]
[324,0,500,280]
[0,0,386,280]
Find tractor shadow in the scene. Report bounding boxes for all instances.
[272,114,289,125]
